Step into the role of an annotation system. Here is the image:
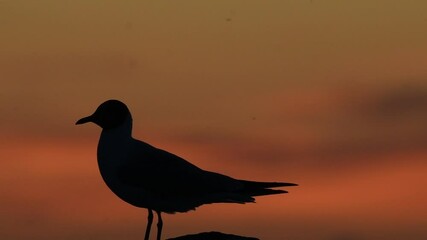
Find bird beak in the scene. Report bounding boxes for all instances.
[75,115,93,125]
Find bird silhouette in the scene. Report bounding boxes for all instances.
[76,99,297,240]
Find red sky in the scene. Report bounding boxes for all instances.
[1,1,427,239]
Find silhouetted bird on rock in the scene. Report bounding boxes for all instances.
[76,99,297,240]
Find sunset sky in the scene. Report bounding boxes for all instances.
[1,1,427,239]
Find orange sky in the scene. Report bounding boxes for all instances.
[1,1,427,239]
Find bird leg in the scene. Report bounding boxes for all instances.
[144,209,153,240]
[156,211,163,240]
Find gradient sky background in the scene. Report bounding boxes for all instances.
[1,1,427,239]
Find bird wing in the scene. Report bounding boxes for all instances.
[116,140,241,198]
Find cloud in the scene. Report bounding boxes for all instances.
[362,84,427,118]
[163,82,427,168]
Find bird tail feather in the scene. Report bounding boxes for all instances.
[240,180,298,189]
[238,180,297,197]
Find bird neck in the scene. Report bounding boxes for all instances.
[100,115,133,139]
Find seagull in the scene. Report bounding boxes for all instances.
[76,99,297,240]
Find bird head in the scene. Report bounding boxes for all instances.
[76,99,131,130]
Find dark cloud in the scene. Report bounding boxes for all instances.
[165,129,427,169]
[360,83,427,118]
[166,83,427,167]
